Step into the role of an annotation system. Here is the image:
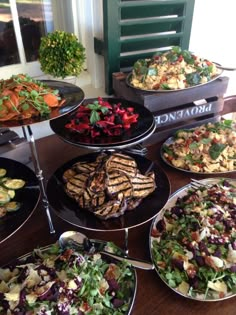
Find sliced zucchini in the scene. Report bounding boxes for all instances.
[7,189,15,199]
[3,179,26,190]
[0,191,10,205]
[0,186,15,199]
[0,177,9,184]
[5,201,21,212]
[0,168,6,178]
[0,186,7,193]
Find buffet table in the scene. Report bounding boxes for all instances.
[0,134,235,315]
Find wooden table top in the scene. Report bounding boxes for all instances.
[0,134,235,315]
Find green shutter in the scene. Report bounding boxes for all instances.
[94,0,195,94]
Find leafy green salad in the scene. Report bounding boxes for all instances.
[0,243,136,314]
[151,179,236,301]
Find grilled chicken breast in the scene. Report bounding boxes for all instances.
[106,153,137,177]
[73,161,98,174]
[106,170,133,198]
[78,188,106,209]
[130,171,156,198]
[62,168,76,182]
[93,193,126,219]
[63,152,156,220]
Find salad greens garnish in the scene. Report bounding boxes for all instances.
[131,46,219,91]
[163,120,236,173]
[0,74,63,120]
[86,101,109,124]
[0,244,135,314]
[151,179,236,300]
[209,143,227,160]
[185,72,201,86]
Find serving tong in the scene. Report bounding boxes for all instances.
[59,231,154,270]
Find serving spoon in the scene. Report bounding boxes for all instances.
[214,63,236,71]
[59,231,154,270]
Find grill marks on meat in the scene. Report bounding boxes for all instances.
[131,172,156,198]
[94,193,126,219]
[106,171,133,198]
[106,153,137,177]
[77,189,105,209]
[62,152,156,220]
[88,170,106,193]
[63,169,76,182]
[73,161,98,174]
[65,173,89,198]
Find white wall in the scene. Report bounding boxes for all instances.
[189,0,236,96]
[88,0,236,95]
[10,0,236,140]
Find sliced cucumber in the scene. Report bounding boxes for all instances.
[0,168,6,178]
[0,191,10,205]
[5,201,21,212]
[3,179,26,190]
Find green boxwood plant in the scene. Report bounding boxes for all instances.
[39,30,86,78]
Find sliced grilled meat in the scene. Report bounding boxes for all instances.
[65,173,89,199]
[93,193,127,219]
[88,170,107,193]
[77,188,106,209]
[130,171,156,198]
[73,161,98,173]
[106,153,137,177]
[68,173,88,189]
[126,198,143,211]
[62,168,76,182]
[106,170,133,198]
[63,152,157,221]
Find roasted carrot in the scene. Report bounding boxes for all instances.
[0,74,64,121]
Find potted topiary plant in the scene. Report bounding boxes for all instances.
[39,30,86,82]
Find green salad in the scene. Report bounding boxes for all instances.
[162,120,236,173]
[130,46,220,91]
[151,179,236,300]
[0,243,135,314]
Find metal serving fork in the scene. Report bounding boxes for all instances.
[190,178,212,190]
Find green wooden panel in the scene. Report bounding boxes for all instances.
[96,0,195,94]
[120,53,160,69]
[121,19,183,36]
[121,3,185,19]
[120,34,182,53]
[102,0,121,97]
[181,0,195,48]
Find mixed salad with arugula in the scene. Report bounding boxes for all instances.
[151,179,236,300]
[162,120,236,173]
[0,243,135,314]
[65,97,139,138]
[130,46,220,91]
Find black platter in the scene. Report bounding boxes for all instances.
[0,80,85,128]
[49,98,156,150]
[0,157,40,243]
[46,151,170,231]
